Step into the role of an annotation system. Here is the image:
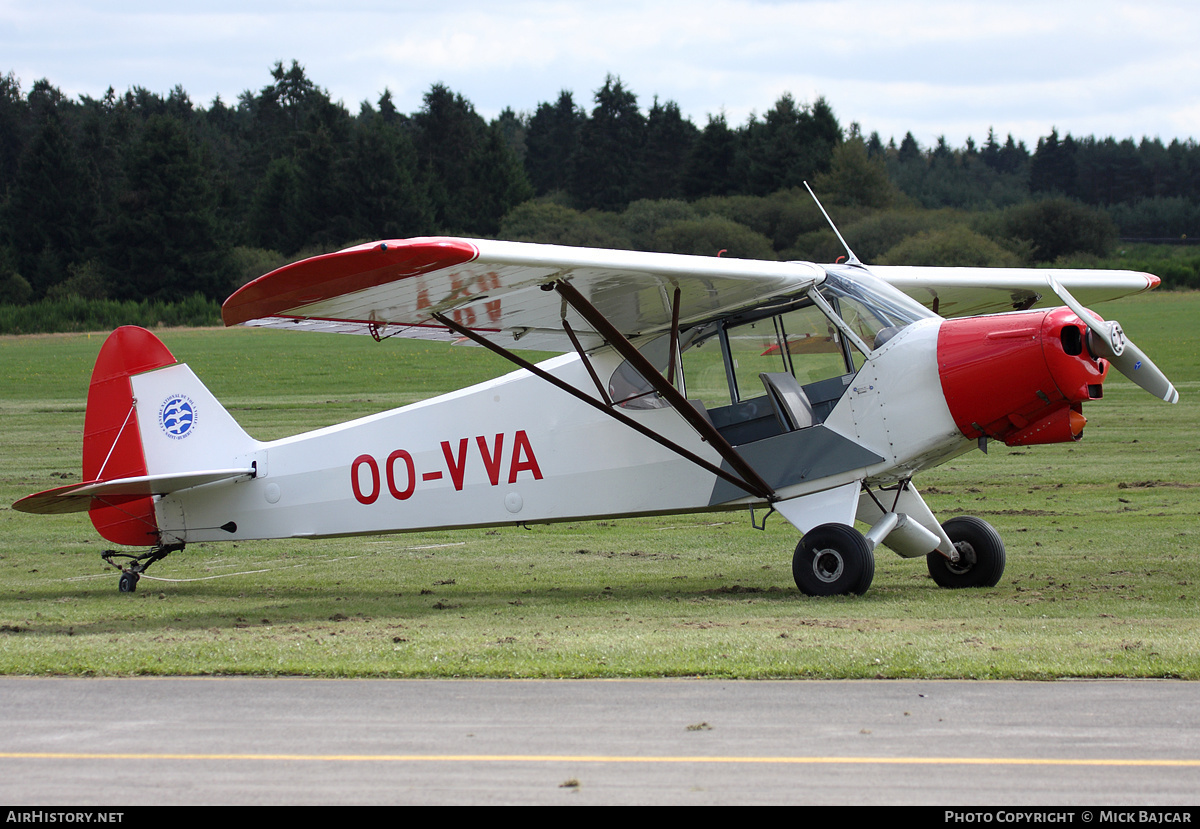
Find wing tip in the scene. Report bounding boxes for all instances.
[221,237,480,328]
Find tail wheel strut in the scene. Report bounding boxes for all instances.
[102,543,184,593]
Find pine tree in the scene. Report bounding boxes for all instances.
[345,115,433,240]
[636,97,697,201]
[104,114,233,301]
[570,75,645,211]
[463,122,534,236]
[525,91,583,196]
[1030,128,1078,196]
[412,84,488,231]
[5,106,92,297]
[683,113,738,198]
[742,94,842,195]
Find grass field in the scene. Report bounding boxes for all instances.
[1,291,1197,678]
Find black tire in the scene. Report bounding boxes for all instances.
[793,523,875,596]
[118,572,139,593]
[927,516,1005,588]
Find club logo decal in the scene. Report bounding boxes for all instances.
[159,394,196,439]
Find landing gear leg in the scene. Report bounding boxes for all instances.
[103,543,184,593]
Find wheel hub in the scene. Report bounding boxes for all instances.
[811,548,844,583]
[946,541,977,575]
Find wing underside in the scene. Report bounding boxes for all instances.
[222,238,825,351]
[869,265,1160,318]
[223,238,1161,348]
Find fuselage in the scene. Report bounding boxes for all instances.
[144,316,976,545]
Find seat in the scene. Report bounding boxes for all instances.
[687,398,714,426]
[760,372,816,431]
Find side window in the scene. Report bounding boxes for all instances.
[606,328,712,410]
[679,302,859,411]
[726,318,787,402]
[776,305,855,384]
[604,295,866,418]
[607,334,673,410]
[680,333,733,408]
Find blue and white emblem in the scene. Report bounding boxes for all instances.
[159,394,197,439]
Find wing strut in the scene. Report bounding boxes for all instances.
[431,309,774,501]
[561,319,613,406]
[552,279,776,500]
[665,286,682,390]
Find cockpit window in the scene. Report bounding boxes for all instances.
[821,265,937,346]
[607,266,935,416]
[725,305,848,396]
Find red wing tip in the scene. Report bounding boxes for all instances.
[222,237,480,327]
[346,237,481,254]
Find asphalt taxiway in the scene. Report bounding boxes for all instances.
[2,678,1197,805]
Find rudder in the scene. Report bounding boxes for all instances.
[83,326,178,546]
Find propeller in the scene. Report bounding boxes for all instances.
[1046,275,1179,404]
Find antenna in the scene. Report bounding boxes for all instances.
[804,181,860,265]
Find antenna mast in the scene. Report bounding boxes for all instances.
[804,181,860,265]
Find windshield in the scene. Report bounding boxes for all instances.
[821,264,937,345]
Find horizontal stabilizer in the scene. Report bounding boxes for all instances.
[14,469,255,515]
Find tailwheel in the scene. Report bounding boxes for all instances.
[927,516,1005,588]
[102,543,184,594]
[793,523,874,596]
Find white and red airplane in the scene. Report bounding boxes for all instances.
[14,228,1178,595]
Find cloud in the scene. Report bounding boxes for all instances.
[3,0,1197,143]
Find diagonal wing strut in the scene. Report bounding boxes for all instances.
[433,284,776,501]
[552,279,776,500]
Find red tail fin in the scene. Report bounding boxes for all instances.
[83,327,177,545]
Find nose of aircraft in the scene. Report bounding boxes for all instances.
[936,308,1109,446]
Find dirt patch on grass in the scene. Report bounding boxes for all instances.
[1118,480,1200,489]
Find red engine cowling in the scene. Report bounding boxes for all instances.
[937,307,1109,446]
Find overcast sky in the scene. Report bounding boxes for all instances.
[4,0,1197,149]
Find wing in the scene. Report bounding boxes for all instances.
[867,265,1160,318]
[222,238,825,351]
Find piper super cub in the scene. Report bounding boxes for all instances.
[15,218,1178,595]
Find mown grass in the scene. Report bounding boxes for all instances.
[1,292,1197,678]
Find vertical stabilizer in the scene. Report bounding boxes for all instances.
[79,327,261,546]
[83,327,178,545]
[129,359,260,476]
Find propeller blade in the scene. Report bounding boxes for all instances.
[1046,275,1179,404]
[1101,336,1180,403]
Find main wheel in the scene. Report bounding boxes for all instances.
[118,571,139,593]
[927,516,1005,588]
[793,523,874,596]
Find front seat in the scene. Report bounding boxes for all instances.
[760,372,816,431]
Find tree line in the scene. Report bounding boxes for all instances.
[2,61,1198,311]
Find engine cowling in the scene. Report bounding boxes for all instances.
[937,307,1108,447]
